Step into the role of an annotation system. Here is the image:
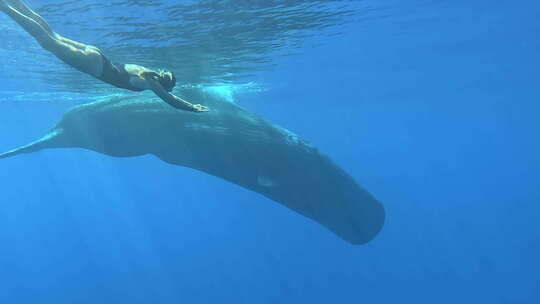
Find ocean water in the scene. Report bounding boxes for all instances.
[1,0,539,303]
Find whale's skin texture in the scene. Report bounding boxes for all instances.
[0,90,385,244]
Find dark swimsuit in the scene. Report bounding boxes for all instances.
[96,50,144,92]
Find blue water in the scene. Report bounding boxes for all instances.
[1,0,539,303]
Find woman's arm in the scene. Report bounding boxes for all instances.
[144,75,208,112]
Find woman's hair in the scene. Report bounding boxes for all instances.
[157,69,176,92]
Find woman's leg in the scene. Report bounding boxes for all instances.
[4,0,54,36]
[4,0,88,50]
[0,3,55,48]
[0,2,103,77]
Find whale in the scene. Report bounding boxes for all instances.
[0,89,385,244]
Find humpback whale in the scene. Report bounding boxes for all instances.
[0,90,385,244]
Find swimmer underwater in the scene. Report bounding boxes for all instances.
[0,0,209,112]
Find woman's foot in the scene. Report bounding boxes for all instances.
[5,0,33,17]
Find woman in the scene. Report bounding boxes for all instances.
[0,0,208,112]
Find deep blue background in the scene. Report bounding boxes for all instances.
[1,0,539,303]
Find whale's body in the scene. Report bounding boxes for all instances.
[0,90,385,244]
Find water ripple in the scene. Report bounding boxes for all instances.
[2,0,376,93]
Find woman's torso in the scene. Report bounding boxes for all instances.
[97,53,148,92]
